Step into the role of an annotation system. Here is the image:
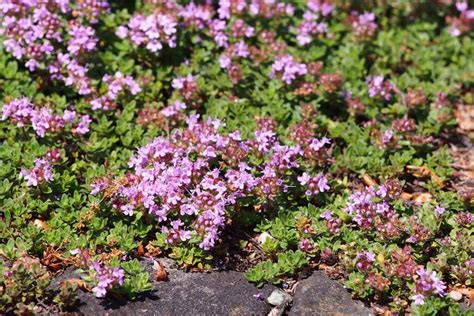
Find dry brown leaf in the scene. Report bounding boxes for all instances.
[453,287,474,305]
[406,165,444,188]
[41,246,70,271]
[145,243,162,257]
[153,260,168,281]
[362,174,377,186]
[401,192,413,201]
[412,192,433,204]
[137,243,145,256]
[64,278,91,292]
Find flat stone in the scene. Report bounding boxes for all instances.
[54,259,276,316]
[289,271,372,316]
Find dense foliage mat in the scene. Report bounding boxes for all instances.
[0,0,473,314]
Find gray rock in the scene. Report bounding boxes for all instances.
[267,289,292,306]
[54,261,276,316]
[289,271,372,316]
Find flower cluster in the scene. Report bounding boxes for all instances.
[91,262,125,298]
[448,2,474,37]
[1,97,91,137]
[0,1,68,70]
[172,74,198,100]
[349,11,378,40]
[218,0,294,20]
[320,210,341,233]
[297,172,330,195]
[393,117,417,133]
[0,0,109,95]
[74,0,110,24]
[356,251,376,272]
[116,13,178,52]
[366,76,396,101]
[90,72,141,110]
[92,115,330,250]
[299,238,315,253]
[411,268,446,305]
[19,149,61,187]
[20,158,53,187]
[67,23,98,55]
[137,100,187,129]
[344,183,400,231]
[49,53,93,95]
[179,2,214,30]
[270,55,307,84]
[295,1,333,45]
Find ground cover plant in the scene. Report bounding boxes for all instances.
[0,0,473,314]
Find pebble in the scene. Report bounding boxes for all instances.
[267,289,293,306]
[449,291,463,301]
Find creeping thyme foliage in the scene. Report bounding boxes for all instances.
[0,0,473,314]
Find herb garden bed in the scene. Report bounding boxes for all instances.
[1,1,473,315]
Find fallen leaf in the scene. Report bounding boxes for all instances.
[153,260,168,281]
[145,243,162,257]
[41,246,70,271]
[412,192,432,204]
[64,278,90,292]
[401,192,413,201]
[362,174,377,186]
[406,165,444,188]
[453,287,474,305]
[137,243,145,256]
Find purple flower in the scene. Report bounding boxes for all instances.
[450,26,461,37]
[456,2,468,12]
[20,158,53,187]
[91,262,125,298]
[320,210,333,220]
[356,250,375,272]
[434,205,445,216]
[219,55,232,69]
[295,7,329,46]
[74,115,91,135]
[309,137,331,151]
[367,75,395,101]
[63,109,77,123]
[76,0,110,24]
[411,293,425,305]
[233,40,249,58]
[351,11,378,40]
[1,97,34,127]
[298,172,330,195]
[67,24,98,55]
[412,267,447,304]
[270,55,307,84]
[381,130,394,145]
[116,12,177,53]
